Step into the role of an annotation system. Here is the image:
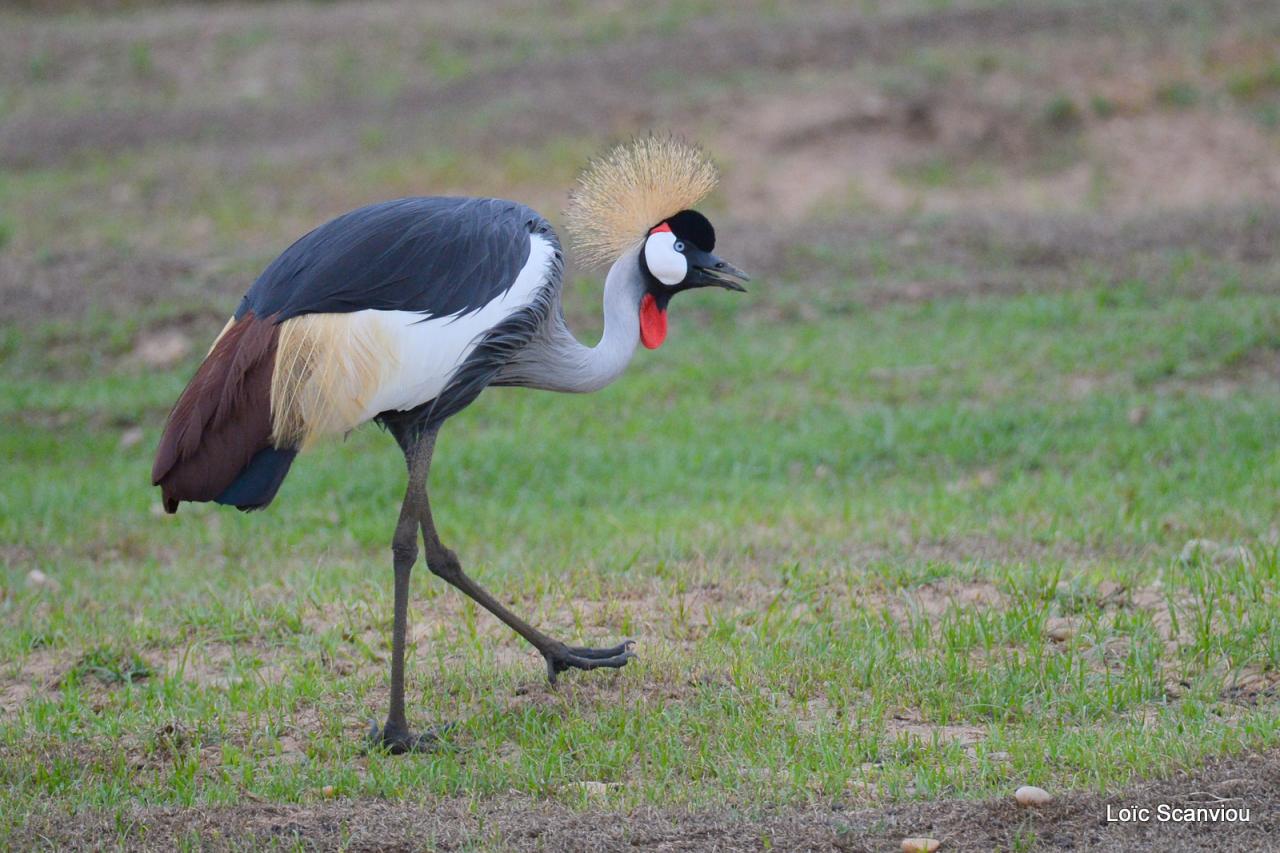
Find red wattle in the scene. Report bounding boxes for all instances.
[639,293,667,349]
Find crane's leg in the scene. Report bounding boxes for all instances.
[409,432,635,684]
[368,432,445,754]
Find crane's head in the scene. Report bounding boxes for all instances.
[636,209,748,349]
[565,134,749,349]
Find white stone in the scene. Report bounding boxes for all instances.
[574,780,613,798]
[1015,785,1053,806]
[25,569,59,591]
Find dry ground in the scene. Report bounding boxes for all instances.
[10,752,1278,851]
[3,0,1280,850]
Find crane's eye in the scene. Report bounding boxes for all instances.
[644,230,688,286]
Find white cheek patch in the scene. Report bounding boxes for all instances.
[644,231,688,286]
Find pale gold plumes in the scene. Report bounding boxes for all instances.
[270,314,397,449]
[565,134,719,267]
[207,316,236,355]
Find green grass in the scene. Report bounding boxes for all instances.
[2,251,1278,832]
[3,0,1280,843]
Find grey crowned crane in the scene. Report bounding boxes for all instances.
[151,136,747,753]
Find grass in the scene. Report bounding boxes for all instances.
[3,245,1279,832]
[3,0,1280,845]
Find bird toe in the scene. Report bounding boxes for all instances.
[367,721,455,755]
[565,639,637,660]
[545,643,635,684]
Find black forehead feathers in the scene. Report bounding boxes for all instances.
[665,209,715,252]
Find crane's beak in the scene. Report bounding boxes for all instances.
[686,249,750,292]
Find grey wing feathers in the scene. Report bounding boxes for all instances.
[235,197,557,322]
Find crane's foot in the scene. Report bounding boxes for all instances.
[366,719,455,755]
[544,640,636,684]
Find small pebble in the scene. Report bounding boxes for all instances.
[118,426,144,449]
[1095,581,1123,601]
[1180,538,1217,561]
[1236,673,1266,690]
[1221,545,1255,569]
[901,838,940,853]
[1015,785,1053,806]
[1048,625,1074,642]
[1180,538,1254,568]
[25,569,59,591]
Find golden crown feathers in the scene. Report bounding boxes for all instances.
[564,134,719,267]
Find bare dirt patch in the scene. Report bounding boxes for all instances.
[4,0,1274,171]
[0,646,72,713]
[883,708,989,751]
[696,6,1280,223]
[1092,112,1280,214]
[152,640,290,690]
[0,248,234,325]
[9,749,1277,851]
[729,205,1280,314]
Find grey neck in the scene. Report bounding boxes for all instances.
[497,246,644,394]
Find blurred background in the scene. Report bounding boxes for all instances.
[3,0,1278,326]
[2,1,1280,846]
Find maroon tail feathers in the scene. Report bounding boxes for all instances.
[152,312,285,513]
